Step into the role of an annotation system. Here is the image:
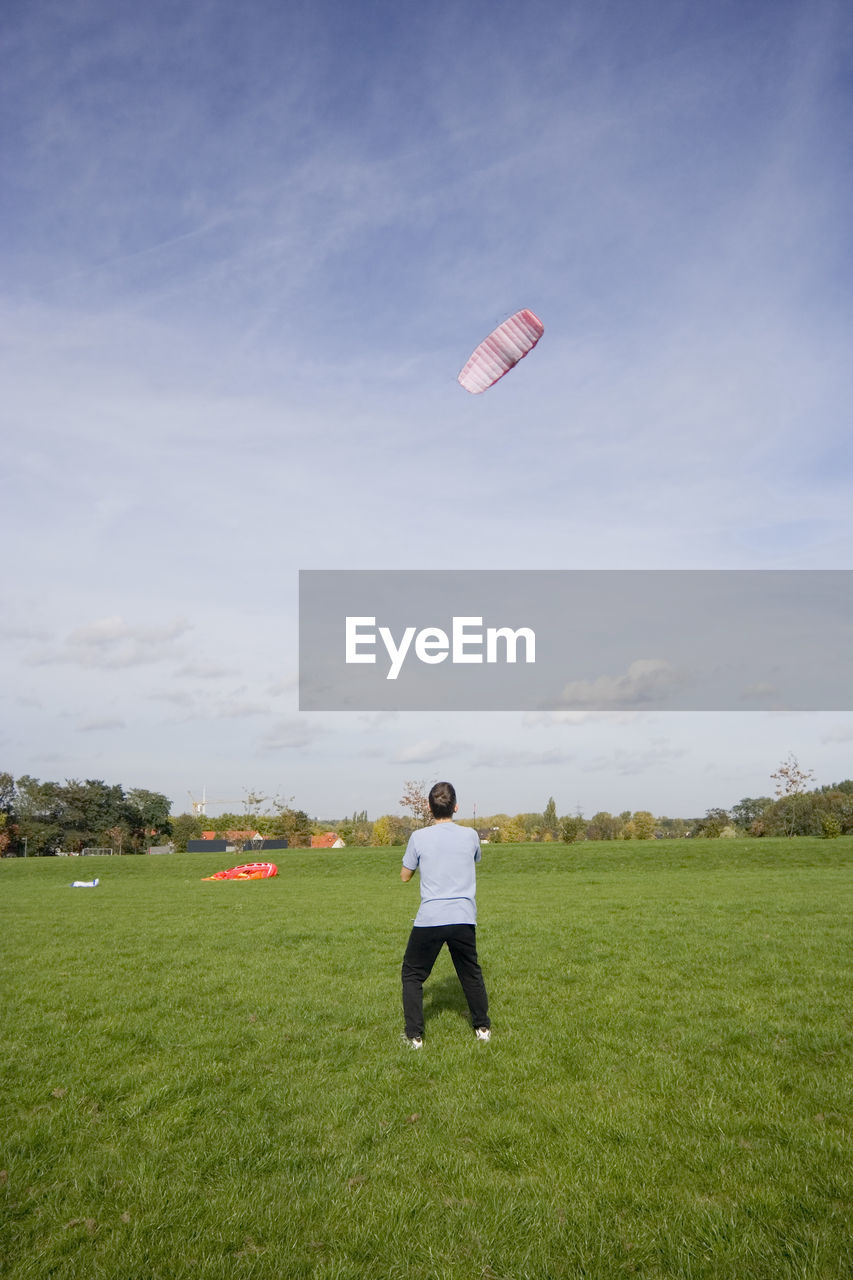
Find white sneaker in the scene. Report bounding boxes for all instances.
[409,1036,423,1050]
[475,1027,491,1042]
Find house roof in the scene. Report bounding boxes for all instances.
[310,832,339,848]
[199,829,263,842]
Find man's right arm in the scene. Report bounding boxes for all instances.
[401,832,418,882]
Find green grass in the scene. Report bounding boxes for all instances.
[1,839,851,1279]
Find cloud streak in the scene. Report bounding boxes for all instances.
[394,739,470,764]
[29,617,192,670]
[552,660,684,709]
[78,716,126,732]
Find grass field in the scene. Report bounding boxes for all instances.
[1,839,851,1279]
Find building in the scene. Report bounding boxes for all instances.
[310,832,345,849]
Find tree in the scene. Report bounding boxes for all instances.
[268,806,313,847]
[332,809,373,846]
[372,814,409,846]
[498,817,527,844]
[0,771,15,816]
[587,811,622,841]
[730,797,771,831]
[542,797,558,839]
[770,754,816,837]
[124,787,171,851]
[400,780,433,828]
[656,816,689,838]
[372,815,393,846]
[59,778,124,850]
[0,774,173,855]
[0,773,16,856]
[516,813,543,840]
[695,807,730,838]
[559,815,586,843]
[483,815,510,844]
[171,813,204,852]
[632,810,656,840]
[205,812,241,836]
[815,786,853,834]
[14,776,64,855]
[243,789,269,819]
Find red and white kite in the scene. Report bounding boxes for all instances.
[457,309,544,394]
[202,862,278,881]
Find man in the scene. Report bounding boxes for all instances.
[400,781,491,1049]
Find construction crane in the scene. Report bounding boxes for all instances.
[187,787,207,817]
[186,788,248,818]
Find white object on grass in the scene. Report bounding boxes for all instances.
[71,879,99,888]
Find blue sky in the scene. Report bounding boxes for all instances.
[2,0,852,821]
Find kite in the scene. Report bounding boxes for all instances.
[202,862,278,881]
[457,309,544,394]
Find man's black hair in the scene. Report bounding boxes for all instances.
[428,781,456,819]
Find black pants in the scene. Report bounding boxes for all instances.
[401,923,490,1039]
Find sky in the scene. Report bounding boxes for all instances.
[2,0,852,823]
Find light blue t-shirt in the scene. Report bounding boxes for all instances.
[402,821,482,926]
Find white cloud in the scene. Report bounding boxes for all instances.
[820,722,853,744]
[551,660,684,709]
[78,717,126,732]
[394,739,469,764]
[29,617,191,670]
[211,699,269,720]
[267,676,298,697]
[149,689,197,708]
[359,711,400,728]
[739,683,782,703]
[258,718,325,753]
[149,686,272,721]
[581,744,686,776]
[174,662,235,680]
[472,747,576,769]
[0,623,53,644]
[522,710,645,727]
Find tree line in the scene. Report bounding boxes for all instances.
[454,782,853,845]
[170,805,314,851]
[386,761,853,845]
[4,756,851,856]
[0,773,171,856]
